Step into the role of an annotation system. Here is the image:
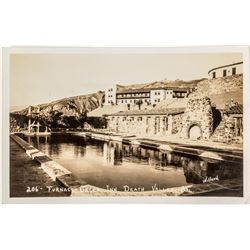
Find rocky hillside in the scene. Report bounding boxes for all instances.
[10,74,243,131]
[189,74,243,109]
[119,79,203,90]
[190,74,242,97]
[10,91,104,130]
[10,79,201,131]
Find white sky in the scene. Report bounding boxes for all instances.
[10,53,242,107]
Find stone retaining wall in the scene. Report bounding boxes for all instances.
[10,134,81,191]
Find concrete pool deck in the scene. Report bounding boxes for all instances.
[10,138,71,197]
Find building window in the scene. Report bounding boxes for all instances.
[212,72,216,78]
[223,69,227,77]
[137,117,142,121]
[130,117,134,121]
[232,67,236,75]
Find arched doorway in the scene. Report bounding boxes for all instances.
[188,124,202,140]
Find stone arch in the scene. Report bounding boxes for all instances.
[187,123,202,140]
[181,97,213,140]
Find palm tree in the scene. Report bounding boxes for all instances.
[135,100,143,110]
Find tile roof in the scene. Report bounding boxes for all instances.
[107,107,185,116]
[117,89,150,94]
[224,104,243,114]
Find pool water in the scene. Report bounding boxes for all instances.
[20,133,243,191]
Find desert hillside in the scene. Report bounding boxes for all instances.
[120,78,203,90]
[10,74,243,130]
[11,91,104,129]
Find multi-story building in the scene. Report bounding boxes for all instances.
[116,89,150,105]
[104,84,124,105]
[208,61,243,79]
[105,85,190,106]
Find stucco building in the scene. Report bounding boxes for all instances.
[104,85,190,106]
[106,97,243,143]
[106,107,185,136]
[208,62,243,79]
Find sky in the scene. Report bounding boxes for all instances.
[10,53,242,107]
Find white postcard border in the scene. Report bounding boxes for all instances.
[2,46,250,204]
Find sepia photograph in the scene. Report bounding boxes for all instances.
[2,47,249,202]
[2,2,250,250]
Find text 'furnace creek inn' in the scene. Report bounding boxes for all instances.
[88,61,243,144]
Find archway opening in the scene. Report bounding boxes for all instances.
[188,124,202,140]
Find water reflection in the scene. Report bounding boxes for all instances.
[103,142,123,166]
[20,134,243,191]
[101,139,242,185]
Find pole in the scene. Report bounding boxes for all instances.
[28,106,31,133]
